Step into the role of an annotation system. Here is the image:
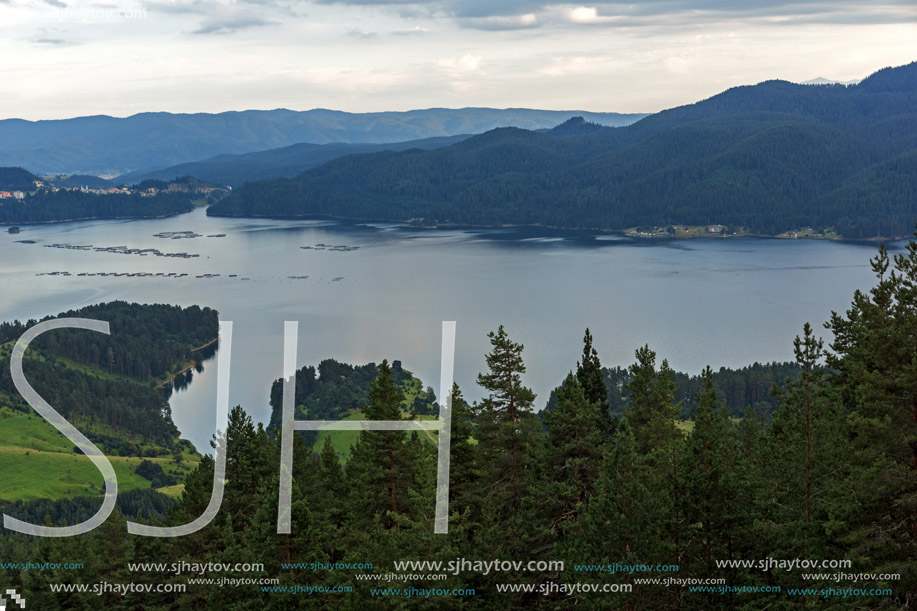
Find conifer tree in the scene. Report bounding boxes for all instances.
[543,373,603,535]
[581,420,671,609]
[625,345,680,455]
[682,366,736,577]
[576,328,615,438]
[346,360,413,529]
[825,240,917,596]
[623,345,685,593]
[474,325,542,554]
[763,325,846,560]
[446,383,477,524]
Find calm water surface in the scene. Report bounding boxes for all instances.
[0,209,893,453]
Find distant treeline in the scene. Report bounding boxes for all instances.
[0,190,194,225]
[599,361,801,419]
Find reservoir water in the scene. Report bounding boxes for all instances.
[0,208,895,453]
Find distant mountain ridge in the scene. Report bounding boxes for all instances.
[0,108,646,176]
[208,61,917,239]
[116,134,473,188]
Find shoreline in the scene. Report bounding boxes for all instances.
[0,209,193,227]
[155,336,218,390]
[204,210,908,243]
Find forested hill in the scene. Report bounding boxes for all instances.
[0,302,218,449]
[0,167,39,191]
[209,61,917,239]
[266,358,438,449]
[116,134,473,188]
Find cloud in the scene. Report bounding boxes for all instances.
[391,25,430,35]
[436,54,482,74]
[147,0,288,16]
[298,0,917,27]
[539,55,604,76]
[346,27,377,38]
[144,0,212,15]
[35,37,73,44]
[192,13,278,34]
[568,6,596,23]
[296,66,408,94]
[459,12,538,29]
[313,0,422,5]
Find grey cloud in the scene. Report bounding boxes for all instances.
[346,27,377,38]
[448,0,542,18]
[457,15,539,30]
[149,0,294,16]
[35,37,71,44]
[309,0,917,26]
[315,0,422,4]
[145,0,212,15]
[600,0,916,21]
[391,26,429,35]
[193,15,279,34]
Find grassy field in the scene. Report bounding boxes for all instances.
[0,406,198,501]
[312,410,366,460]
[307,375,439,460]
[311,410,439,461]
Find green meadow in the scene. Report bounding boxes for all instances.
[0,406,198,501]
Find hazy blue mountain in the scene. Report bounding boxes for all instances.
[209,62,917,239]
[0,108,646,176]
[116,134,472,187]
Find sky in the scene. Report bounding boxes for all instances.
[0,0,915,119]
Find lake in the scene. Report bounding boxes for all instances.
[0,208,894,454]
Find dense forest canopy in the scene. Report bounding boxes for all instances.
[210,62,917,239]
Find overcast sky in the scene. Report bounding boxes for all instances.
[0,0,915,119]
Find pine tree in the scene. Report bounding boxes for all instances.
[625,345,680,455]
[543,373,603,535]
[576,328,615,438]
[346,360,413,530]
[682,366,736,578]
[224,405,271,529]
[446,383,477,525]
[580,420,672,609]
[767,325,845,551]
[825,240,917,596]
[623,345,685,600]
[474,325,542,555]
